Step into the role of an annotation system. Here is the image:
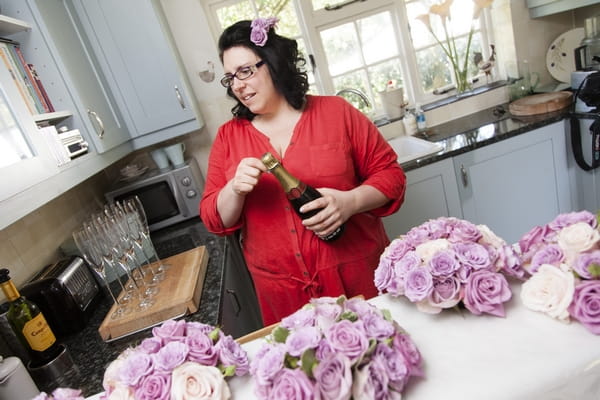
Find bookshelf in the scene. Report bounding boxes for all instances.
[0,14,73,124]
[0,14,30,35]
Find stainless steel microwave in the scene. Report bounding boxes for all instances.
[105,159,204,231]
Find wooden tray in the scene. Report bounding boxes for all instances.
[509,91,572,116]
[98,246,209,342]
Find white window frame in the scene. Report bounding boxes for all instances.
[201,0,497,109]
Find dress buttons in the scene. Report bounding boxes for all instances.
[303,271,308,276]
[291,229,296,233]
[296,253,301,257]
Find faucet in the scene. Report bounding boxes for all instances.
[335,88,371,108]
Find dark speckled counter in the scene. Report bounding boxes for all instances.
[46,220,226,397]
[397,104,570,171]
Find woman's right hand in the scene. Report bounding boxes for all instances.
[230,157,266,196]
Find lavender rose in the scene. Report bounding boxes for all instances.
[152,319,186,343]
[171,363,230,400]
[214,335,250,376]
[374,343,410,392]
[404,268,433,302]
[360,311,395,340]
[285,326,321,357]
[463,270,511,317]
[121,352,154,387]
[48,388,85,400]
[454,242,492,270]
[374,256,394,293]
[185,332,218,366]
[518,225,553,259]
[568,280,600,334]
[530,244,565,273]
[324,319,369,363]
[250,17,278,47]
[549,210,597,231]
[313,354,353,400]
[428,249,459,277]
[139,337,163,354]
[134,373,171,400]
[250,343,286,386]
[269,368,315,400]
[424,276,462,312]
[573,250,600,279]
[393,333,424,377]
[448,219,482,243]
[280,308,316,330]
[153,341,188,372]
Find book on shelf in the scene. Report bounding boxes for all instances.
[0,37,55,115]
[0,42,37,114]
[38,125,70,166]
[27,63,54,112]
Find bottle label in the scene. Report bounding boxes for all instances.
[22,313,56,351]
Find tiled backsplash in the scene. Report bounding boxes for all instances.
[0,172,110,295]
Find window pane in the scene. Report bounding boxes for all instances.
[359,12,398,65]
[0,87,33,168]
[333,71,373,115]
[368,58,404,111]
[321,23,362,76]
[216,1,254,29]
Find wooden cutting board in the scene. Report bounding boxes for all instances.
[509,91,572,116]
[98,246,208,342]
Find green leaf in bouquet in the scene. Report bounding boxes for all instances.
[284,353,300,369]
[300,348,317,378]
[209,327,221,342]
[272,326,290,343]
[588,263,600,279]
[339,311,358,322]
[220,365,236,377]
[336,295,348,305]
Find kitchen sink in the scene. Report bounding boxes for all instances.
[386,135,444,164]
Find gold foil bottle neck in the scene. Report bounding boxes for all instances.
[261,152,279,170]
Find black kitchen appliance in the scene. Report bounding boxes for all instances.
[19,256,100,338]
[570,71,600,171]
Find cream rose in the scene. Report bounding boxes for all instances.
[477,224,506,248]
[106,384,135,400]
[556,222,600,261]
[415,239,450,264]
[171,362,231,400]
[520,264,575,322]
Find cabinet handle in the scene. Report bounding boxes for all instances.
[174,86,186,110]
[87,109,105,139]
[460,164,468,187]
[226,289,241,316]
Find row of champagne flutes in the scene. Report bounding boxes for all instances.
[73,196,170,319]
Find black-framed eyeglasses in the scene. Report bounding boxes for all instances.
[220,60,265,88]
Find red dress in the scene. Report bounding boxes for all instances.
[200,95,406,325]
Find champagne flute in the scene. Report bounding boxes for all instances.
[73,228,131,319]
[94,215,155,310]
[126,196,171,271]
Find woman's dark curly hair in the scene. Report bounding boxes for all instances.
[218,20,309,120]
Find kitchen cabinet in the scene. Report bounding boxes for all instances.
[0,0,132,229]
[453,121,572,244]
[219,234,263,339]
[67,0,202,148]
[383,158,462,239]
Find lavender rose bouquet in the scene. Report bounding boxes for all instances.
[517,210,600,334]
[250,295,423,400]
[101,319,249,400]
[375,217,521,317]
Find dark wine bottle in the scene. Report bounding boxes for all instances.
[0,268,62,367]
[261,152,344,241]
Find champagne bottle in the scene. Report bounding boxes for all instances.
[261,152,344,241]
[0,268,61,367]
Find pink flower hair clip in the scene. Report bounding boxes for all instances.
[250,17,279,47]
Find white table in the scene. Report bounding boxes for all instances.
[89,290,600,400]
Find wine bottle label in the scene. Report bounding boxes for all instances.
[22,313,56,351]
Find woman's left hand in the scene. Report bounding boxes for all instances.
[300,188,352,239]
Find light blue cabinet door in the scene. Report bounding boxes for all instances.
[453,121,572,244]
[70,0,199,139]
[383,158,462,239]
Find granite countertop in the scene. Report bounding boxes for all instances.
[46,228,227,397]
[398,104,570,171]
